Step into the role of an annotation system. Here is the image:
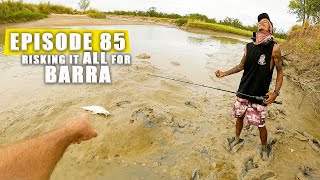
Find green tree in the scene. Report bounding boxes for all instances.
[220,17,243,28]
[289,0,320,24]
[147,7,157,17]
[78,0,90,11]
[310,0,320,23]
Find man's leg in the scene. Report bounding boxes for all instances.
[232,116,244,146]
[0,113,97,180]
[258,126,268,146]
[236,117,244,137]
[231,97,248,146]
[259,126,268,160]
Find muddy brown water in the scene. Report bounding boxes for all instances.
[0,25,319,180]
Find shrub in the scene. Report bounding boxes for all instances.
[290,24,302,32]
[48,5,74,14]
[175,18,188,26]
[38,3,75,15]
[206,18,217,24]
[84,9,100,14]
[0,10,47,23]
[87,12,106,19]
[10,11,47,21]
[186,13,209,21]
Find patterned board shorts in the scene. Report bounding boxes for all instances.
[232,97,267,127]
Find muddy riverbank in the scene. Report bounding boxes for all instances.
[0,14,319,180]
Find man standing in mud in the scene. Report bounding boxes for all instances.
[215,13,283,160]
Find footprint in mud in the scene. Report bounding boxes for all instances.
[259,171,277,180]
[116,100,131,107]
[226,137,245,154]
[136,53,151,59]
[240,139,279,179]
[170,61,180,66]
[257,138,278,161]
[267,138,277,158]
[309,138,320,152]
[296,165,313,180]
[163,116,199,135]
[241,157,277,180]
[130,108,154,128]
[130,108,167,128]
[241,170,277,180]
[292,131,311,141]
[185,101,197,108]
[241,157,258,178]
[191,169,201,180]
[198,146,217,168]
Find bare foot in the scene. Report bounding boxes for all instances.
[230,138,240,147]
[261,147,268,161]
[65,113,98,144]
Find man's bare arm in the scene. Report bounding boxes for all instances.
[224,55,246,76]
[216,54,245,78]
[215,45,247,78]
[215,54,246,78]
[0,114,97,180]
[274,45,283,91]
[264,44,283,104]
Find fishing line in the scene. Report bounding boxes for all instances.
[147,74,282,105]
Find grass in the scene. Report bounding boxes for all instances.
[187,21,252,36]
[38,3,76,15]
[0,1,77,24]
[186,21,285,43]
[0,11,47,23]
[285,24,320,53]
[154,18,174,23]
[87,12,106,19]
[0,1,109,23]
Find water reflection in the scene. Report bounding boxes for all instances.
[0,25,246,84]
[210,35,246,44]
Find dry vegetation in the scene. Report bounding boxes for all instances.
[282,24,320,112]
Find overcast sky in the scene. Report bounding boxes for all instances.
[25,0,298,32]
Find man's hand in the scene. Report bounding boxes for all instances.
[263,92,278,104]
[215,70,225,78]
[216,54,246,78]
[66,113,98,144]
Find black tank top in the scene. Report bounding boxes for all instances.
[237,41,275,106]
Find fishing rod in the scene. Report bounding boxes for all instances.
[147,74,282,105]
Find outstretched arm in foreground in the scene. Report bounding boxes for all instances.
[0,113,97,180]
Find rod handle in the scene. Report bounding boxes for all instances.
[261,95,282,105]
